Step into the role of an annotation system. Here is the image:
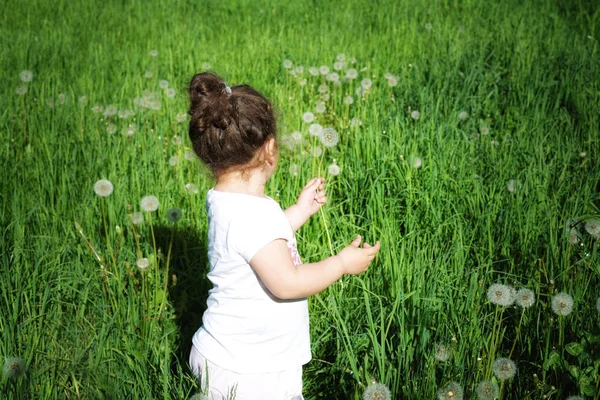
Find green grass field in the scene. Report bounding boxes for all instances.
[2,0,600,398]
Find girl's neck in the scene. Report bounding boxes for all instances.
[214,168,269,198]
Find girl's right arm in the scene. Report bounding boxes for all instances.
[250,235,381,300]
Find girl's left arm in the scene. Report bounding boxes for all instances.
[284,177,327,232]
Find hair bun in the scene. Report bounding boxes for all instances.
[188,72,232,131]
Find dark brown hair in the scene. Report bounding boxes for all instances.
[187,72,277,177]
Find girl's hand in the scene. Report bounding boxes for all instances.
[296,177,327,218]
[336,235,381,275]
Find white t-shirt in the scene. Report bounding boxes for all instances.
[192,188,311,373]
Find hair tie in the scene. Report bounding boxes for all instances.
[224,84,232,97]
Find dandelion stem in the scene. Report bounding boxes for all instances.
[509,308,525,359]
[158,227,175,317]
[101,199,116,269]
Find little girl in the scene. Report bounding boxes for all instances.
[186,72,381,400]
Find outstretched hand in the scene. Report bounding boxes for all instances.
[296,177,327,218]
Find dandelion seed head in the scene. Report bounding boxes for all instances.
[319,65,330,75]
[184,150,197,161]
[57,93,66,104]
[282,59,293,69]
[312,145,323,157]
[492,358,516,380]
[103,105,117,118]
[3,356,26,378]
[309,123,324,137]
[388,76,398,87]
[411,110,420,120]
[308,67,319,76]
[136,258,149,270]
[46,97,55,108]
[175,113,187,123]
[289,164,300,176]
[355,86,367,97]
[140,195,159,212]
[328,162,340,176]
[506,179,518,193]
[185,183,199,194]
[122,124,136,137]
[475,380,499,400]
[159,80,169,89]
[166,88,176,98]
[150,99,161,110]
[299,78,307,86]
[350,118,362,127]
[336,53,346,62]
[169,156,178,166]
[344,96,354,105]
[551,292,574,316]
[315,102,326,114]
[130,212,144,225]
[20,70,33,82]
[412,157,422,169]
[333,61,345,71]
[295,65,304,74]
[481,127,490,135]
[318,84,329,94]
[320,128,339,148]
[515,288,535,308]
[172,135,183,145]
[425,22,433,31]
[566,396,585,400]
[94,179,114,197]
[144,71,153,78]
[149,49,158,57]
[361,78,373,89]
[458,111,469,120]
[434,343,450,362]
[346,68,358,79]
[436,382,463,400]
[202,62,211,70]
[106,124,117,134]
[584,218,600,239]
[326,72,340,82]
[486,283,516,306]
[363,382,391,400]
[166,207,182,223]
[16,86,27,95]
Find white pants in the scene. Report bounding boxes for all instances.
[189,345,304,400]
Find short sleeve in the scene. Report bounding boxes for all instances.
[231,202,292,263]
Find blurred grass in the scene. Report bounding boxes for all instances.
[1,0,599,398]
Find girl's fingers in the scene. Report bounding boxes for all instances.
[351,235,362,247]
[305,177,324,189]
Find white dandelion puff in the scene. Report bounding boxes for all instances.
[140,195,159,212]
[320,93,330,101]
[361,78,373,89]
[320,128,339,148]
[184,150,197,161]
[309,123,324,137]
[346,68,358,79]
[411,110,420,120]
[282,59,293,69]
[91,104,104,113]
[312,146,323,157]
[144,71,153,78]
[298,78,307,86]
[136,258,149,270]
[363,382,391,400]
[308,67,319,76]
[584,218,600,239]
[94,179,114,197]
[506,179,518,193]
[295,65,304,74]
[344,96,354,105]
[169,156,179,166]
[350,118,362,127]
[434,343,450,362]
[492,358,517,380]
[79,96,88,103]
[3,356,26,378]
[159,80,169,89]
[566,396,585,400]
[149,99,161,111]
[458,111,469,120]
[202,62,211,70]
[315,102,326,114]
[16,86,27,95]
[172,135,183,145]
[118,109,130,119]
[425,22,433,30]
[551,292,574,316]
[436,382,463,400]
[57,93,66,104]
[106,124,117,134]
[130,212,144,225]
[185,183,199,194]
[568,227,581,245]
[336,53,346,62]
[103,105,117,117]
[319,65,330,75]
[515,288,535,308]
[326,72,339,82]
[333,61,345,71]
[475,380,499,400]
[487,283,516,306]
[328,162,340,176]
[302,111,315,123]
[355,86,367,97]
[176,113,187,123]
[387,76,398,87]
[318,84,329,94]
[166,208,182,223]
[122,124,137,137]
[480,127,490,135]
[166,88,176,98]
[289,164,300,176]
[19,70,33,82]
[149,49,158,57]
[412,157,422,169]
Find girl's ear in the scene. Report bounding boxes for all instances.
[265,137,277,163]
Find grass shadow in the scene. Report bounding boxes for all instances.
[152,224,210,371]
